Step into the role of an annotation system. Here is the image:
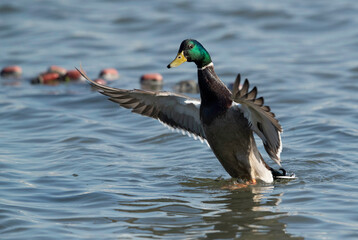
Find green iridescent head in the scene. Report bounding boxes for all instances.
[167,39,212,69]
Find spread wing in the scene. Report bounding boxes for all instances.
[231,74,283,166]
[76,67,206,142]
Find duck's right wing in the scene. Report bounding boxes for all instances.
[76,67,206,142]
[231,74,283,166]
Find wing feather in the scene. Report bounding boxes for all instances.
[231,74,283,166]
[76,66,206,141]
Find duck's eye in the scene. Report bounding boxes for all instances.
[188,44,194,49]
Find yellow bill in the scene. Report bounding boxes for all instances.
[167,51,187,68]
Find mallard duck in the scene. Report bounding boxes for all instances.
[77,39,290,184]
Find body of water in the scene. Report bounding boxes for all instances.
[1,0,358,239]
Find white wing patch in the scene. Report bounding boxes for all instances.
[159,119,208,144]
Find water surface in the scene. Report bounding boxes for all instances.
[1,0,358,239]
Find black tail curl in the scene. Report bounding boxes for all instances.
[271,168,287,179]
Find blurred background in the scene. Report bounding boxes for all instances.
[1,0,358,239]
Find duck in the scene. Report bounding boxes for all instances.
[77,39,290,185]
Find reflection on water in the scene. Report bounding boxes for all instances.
[113,178,303,239]
[195,181,303,239]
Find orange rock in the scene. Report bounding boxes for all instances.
[1,65,22,78]
[47,65,67,76]
[94,78,107,85]
[64,69,85,81]
[140,73,163,84]
[31,72,60,84]
[99,68,119,81]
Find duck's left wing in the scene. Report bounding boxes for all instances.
[231,74,283,166]
[76,67,206,142]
